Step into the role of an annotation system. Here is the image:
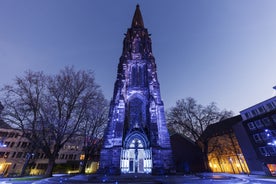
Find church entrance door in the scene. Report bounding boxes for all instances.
[120,135,152,173]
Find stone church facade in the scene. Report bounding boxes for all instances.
[99,5,174,174]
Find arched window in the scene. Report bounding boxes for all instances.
[131,66,137,86]
[128,98,146,129]
[130,64,147,87]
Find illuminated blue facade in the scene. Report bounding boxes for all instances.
[239,95,276,176]
[99,5,174,174]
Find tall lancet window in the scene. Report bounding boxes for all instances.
[131,66,138,86]
[128,98,145,128]
[131,64,147,87]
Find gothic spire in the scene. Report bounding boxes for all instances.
[131,4,144,28]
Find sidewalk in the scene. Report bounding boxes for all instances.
[197,172,276,183]
[10,172,276,184]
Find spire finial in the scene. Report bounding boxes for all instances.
[131,4,144,28]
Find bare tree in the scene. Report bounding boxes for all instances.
[1,71,47,176]
[1,67,106,177]
[166,97,233,171]
[79,93,108,174]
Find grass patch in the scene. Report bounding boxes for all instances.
[11,177,44,181]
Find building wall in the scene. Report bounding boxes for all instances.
[170,134,204,173]
[0,128,29,176]
[240,96,276,176]
[0,127,84,176]
[233,121,265,175]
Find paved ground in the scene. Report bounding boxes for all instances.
[1,173,276,184]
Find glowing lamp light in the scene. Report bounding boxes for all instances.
[0,143,7,148]
[268,140,276,146]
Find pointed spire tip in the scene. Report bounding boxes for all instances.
[131,4,144,28]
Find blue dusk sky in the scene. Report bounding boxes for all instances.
[0,0,276,114]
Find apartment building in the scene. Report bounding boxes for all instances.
[240,96,276,176]
[0,120,98,176]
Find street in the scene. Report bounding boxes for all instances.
[0,173,275,184]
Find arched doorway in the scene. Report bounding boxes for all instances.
[120,131,152,173]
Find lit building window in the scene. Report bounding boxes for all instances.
[267,164,276,176]
[266,146,276,156]
[208,134,250,174]
[260,132,270,141]
[259,147,269,156]
[80,154,85,160]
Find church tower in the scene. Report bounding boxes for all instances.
[99,5,174,174]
